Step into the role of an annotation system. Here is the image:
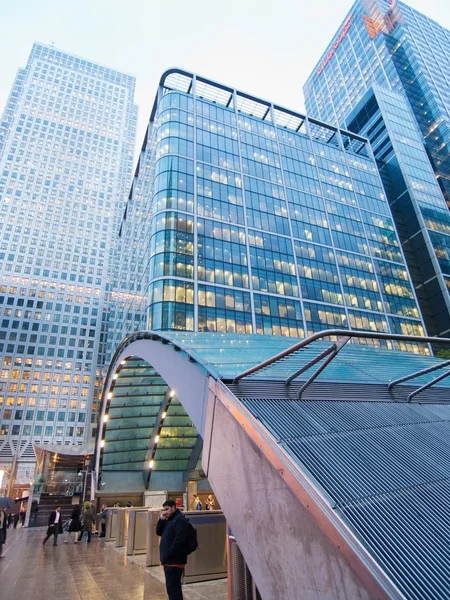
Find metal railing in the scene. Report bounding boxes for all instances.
[232,329,450,401]
[34,481,82,495]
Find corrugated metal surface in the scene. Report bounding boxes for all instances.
[229,537,255,600]
[240,398,450,599]
[245,344,450,387]
[228,380,450,402]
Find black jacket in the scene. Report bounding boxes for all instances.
[69,506,82,532]
[156,509,189,565]
[48,510,63,532]
[0,510,7,534]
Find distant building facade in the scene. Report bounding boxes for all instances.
[304,0,450,337]
[0,43,137,486]
[109,69,426,361]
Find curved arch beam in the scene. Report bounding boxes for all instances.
[144,388,175,488]
[95,335,213,486]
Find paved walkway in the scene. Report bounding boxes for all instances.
[0,527,227,600]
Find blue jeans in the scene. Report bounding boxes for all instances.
[78,530,92,542]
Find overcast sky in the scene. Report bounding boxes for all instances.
[1,0,450,148]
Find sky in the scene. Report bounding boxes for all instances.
[1,0,450,148]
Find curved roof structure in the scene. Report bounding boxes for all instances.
[96,331,450,599]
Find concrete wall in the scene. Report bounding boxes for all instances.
[202,381,394,600]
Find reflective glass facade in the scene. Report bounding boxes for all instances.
[304,0,450,205]
[0,44,137,478]
[304,0,450,336]
[109,69,426,361]
[346,86,450,336]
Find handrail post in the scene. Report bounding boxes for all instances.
[232,329,446,384]
[286,343,337,385]
[387,359,450,390]
[407,368,450,402]
[297,337,351,399]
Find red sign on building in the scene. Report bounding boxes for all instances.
[317,14,353,76]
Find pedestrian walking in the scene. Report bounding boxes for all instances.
[65,504,82,544]
[79,501,95,543]
[43,506,62,546]
[13,513,20,529]
[156,499,191,600]
[0,508,7,558]
[19,510,26,526]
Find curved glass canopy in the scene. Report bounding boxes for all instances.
[99,332,450,489]
[102,358,198,485]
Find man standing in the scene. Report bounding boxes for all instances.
[156,499,190,600]
[99,503,107,538]
[43,506,62,546]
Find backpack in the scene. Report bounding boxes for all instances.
[186,520,198,554]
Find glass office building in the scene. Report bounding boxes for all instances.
[304,0,450,203]
[109,68,426,362]
[0,43,137,484]
[304,0,450,337]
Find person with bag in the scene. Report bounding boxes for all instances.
[43,506,62,546]
[156,499,197,600]
[79,501,95,543]
[65,503,82,544]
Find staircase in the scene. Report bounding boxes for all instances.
[31,493,76,527]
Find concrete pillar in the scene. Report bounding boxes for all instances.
[42,451,51,483]
[6,455,17,498]
[187,479,198,511]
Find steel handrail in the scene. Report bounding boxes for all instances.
[232,329,450,384]
[387,359,450,390]
[296,336,351,399]
[407,368,450,402]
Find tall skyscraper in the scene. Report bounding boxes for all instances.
[304,0,450,202]
[108,68,427,364]
[0,43,137,488]
[303,1,450,338]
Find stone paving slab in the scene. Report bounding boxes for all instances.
[0,527,227,600]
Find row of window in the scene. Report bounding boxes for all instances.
[1,409,85,422]
[0,423,84,437]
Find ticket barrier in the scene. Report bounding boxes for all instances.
[146,510,162,566]
[115,508,128,547]
[105,507,122,542]
[183,511,227,583]
[127,508,150,555]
